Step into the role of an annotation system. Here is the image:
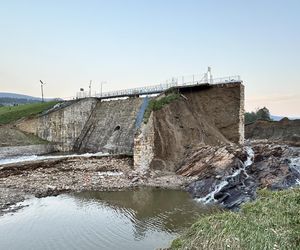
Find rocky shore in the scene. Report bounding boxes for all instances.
[179,141,300,209]
[0,155,196,216]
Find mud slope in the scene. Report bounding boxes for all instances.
[147,83,244,171]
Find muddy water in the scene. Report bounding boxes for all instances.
[0,188,212,250]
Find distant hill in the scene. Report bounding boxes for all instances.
[271,115,300,121]
[0,92,42,100]
[0,92,62,106]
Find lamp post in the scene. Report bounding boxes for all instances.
[39,80,46,102]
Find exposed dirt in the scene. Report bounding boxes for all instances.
[149,84,243,172]
[0,155,196,216]
[245,118,300,146]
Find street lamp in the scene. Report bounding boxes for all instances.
[39,80,46,102]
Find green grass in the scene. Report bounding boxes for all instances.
[143,93,180,123]
[170,188,300,250]
[0,101,58,125]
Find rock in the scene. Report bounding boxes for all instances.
[180,143,300,209]
[131,177,139,183]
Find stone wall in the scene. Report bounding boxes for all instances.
[74,98,143,154]
[17,98,98,151]
[133,113,155,171]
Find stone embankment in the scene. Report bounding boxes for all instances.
[0,156,196,216]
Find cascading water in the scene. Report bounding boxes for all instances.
[289,156,300,185]
[197,146,254,204]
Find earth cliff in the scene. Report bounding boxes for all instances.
[245,118,300,146]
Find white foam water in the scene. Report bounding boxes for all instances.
[289,156,300,185]
[0,152,109,166]
[197,146,254,204]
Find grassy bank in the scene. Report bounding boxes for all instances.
[171,188,300,250]
[0,101,58,125]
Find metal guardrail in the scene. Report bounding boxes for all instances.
[76,75,241,99]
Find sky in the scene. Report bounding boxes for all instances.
[0,0,299,116]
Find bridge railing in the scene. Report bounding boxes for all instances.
[76,75,241,99]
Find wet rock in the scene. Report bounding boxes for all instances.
[181,143,300,209]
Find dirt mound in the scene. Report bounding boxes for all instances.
[245,119,300,146]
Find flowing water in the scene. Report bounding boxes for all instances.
[198,146,254,204]
[0,151,109,165]
[0,188,211,250]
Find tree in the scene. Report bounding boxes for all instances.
[256,107,271,121]
[245,107,272,124]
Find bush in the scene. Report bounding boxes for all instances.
[143,93,180,123]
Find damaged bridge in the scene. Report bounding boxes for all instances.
[16,79,244,171]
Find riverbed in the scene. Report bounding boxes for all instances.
[0,188,212,250]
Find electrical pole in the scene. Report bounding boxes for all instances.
[39,80,46,102]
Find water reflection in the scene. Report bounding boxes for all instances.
[0,188,214,250]
[73,188,210,236]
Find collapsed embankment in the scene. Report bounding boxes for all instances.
[134,83,244,172]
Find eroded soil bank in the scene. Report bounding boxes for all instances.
[0,155,196,216]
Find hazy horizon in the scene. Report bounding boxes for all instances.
[1,0,299,116]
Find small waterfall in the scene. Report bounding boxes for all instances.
[289,157,300,185]
[197,146,254,204]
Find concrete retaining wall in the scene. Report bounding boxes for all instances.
[74,98,143,154]
[17,98,98,151]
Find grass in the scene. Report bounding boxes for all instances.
[170,188,300,250]
[143,93,180,123]
[0,101,58,125]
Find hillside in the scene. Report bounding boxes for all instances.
[0,92,43,100]
[0,92,61,106]
[0,101,59,125]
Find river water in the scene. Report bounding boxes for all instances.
[0,188,211,250]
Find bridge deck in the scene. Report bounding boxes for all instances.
[76,75,241,100]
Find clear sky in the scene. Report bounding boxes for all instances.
[0,0,299,116]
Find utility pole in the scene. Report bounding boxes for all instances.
[39,80,46,102]
[89,80,92,97]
